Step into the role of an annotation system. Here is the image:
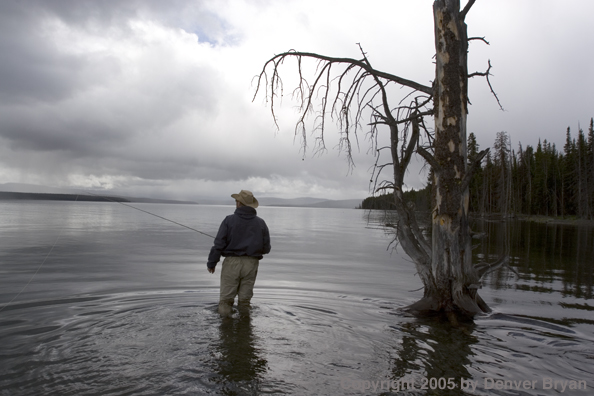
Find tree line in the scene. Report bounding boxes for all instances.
[361,118,594,220]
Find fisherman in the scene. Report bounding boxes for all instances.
[207,190,271,317]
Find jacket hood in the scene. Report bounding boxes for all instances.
[235,205,257,219]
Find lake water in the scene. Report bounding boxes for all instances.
[0,201,592,395]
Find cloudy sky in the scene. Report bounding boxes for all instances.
[1,0,592,201]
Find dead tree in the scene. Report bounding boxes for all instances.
[253,0,505,321]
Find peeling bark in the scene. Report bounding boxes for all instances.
[403,0,488,320]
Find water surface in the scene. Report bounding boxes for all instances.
[0,201,592,395]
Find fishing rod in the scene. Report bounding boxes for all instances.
[0,191,216,313]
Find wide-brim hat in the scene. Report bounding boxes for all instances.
[231,189,259,208]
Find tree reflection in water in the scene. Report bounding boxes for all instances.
[473,220,594,300]
[388,317,478,396]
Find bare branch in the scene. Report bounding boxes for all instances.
[394,109,434,125]
[255,50,432,97]
[475,255,509,279]
[468,60,504,111]
[460,0,476,20]
[417,146,440,171]
[295,60,333,155]
[468,36,490,45]
[399,115,421,176]
[461,148,489,192]
[375,184,395,193]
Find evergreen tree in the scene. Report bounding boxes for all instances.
[467,132,483,213]
[517,143,534,215]
[562,127,576,216]
[577,127,589,218]
[481,151,494,214]
[533,140,547,215]
[588,118,594,219]
[547,141,560,217]
[510,148,521,214]
[493,131,511,215]
[363,117,594,219]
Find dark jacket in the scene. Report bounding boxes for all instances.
[207,206,271,269]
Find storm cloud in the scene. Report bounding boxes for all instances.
[1,0,592,201]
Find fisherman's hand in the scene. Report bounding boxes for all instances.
[207,267,215,274]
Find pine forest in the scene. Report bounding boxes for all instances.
[361,118,594,221]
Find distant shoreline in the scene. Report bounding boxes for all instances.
[0,191,197,205]
[470,213,594,226]
[516,214,594,226]
[0,189,363,208]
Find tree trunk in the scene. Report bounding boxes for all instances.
[256,0,494,322]
[405,0,488,320]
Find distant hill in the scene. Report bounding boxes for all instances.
[0,182,76,194]
[258,197,362,209]
[0,191,197,204]
[0,183,362,208]
[302,199,363,209]
[0,191,130,202]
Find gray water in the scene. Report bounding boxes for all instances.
[0,201,592,395]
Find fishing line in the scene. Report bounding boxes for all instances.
[82,191,216,239]
[0,191,216,313]
[0,194,81,313]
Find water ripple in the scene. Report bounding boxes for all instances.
[0,289,592,395]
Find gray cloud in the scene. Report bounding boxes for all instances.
[0,0,593,201]
[0,3,86,103]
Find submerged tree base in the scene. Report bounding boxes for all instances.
[403,292,491,325]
